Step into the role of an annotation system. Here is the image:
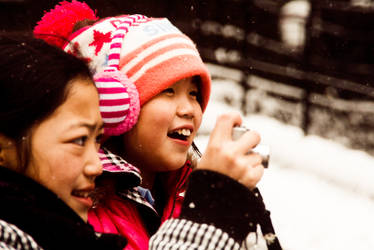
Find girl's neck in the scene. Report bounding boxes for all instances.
[140,169,156,190]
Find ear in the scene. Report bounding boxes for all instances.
[0,133,17,168]
[0,149,4,166]
[0,133,7,165]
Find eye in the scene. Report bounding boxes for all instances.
[95,134,103,150]
[161,88,175,96]
[72,136,88,146]
[95,133,103,144]
[190,90,199,100]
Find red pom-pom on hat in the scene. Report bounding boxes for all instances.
[34,0,98,48]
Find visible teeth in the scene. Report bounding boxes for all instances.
[73,191,90,198]
[176,129,191,136]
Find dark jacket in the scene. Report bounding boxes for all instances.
[0,166,127,250]
[92,148,282,249]
[150,170,283,250]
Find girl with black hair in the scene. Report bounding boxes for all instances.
[0,34,127,249]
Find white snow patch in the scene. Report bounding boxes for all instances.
[195,78,374,250]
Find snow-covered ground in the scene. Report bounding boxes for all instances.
[194,77,374,250]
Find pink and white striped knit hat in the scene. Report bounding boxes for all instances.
[34,1,211,137]
[87,15,145,136]
[65,15,211,109]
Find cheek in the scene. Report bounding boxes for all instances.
[139,103,174,132]
[28,147,78,188]
[43,157,82,198]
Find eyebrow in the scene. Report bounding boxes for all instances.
[68,122,104,132]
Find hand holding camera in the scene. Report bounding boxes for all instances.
[232,126,270,168]
[197,112,267,190]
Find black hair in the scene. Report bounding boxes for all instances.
[72,19,97,33]
[0,34,93,172]
[191,75,203,107]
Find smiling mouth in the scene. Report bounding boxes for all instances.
[71,190,92,199]
[167,128,192,141]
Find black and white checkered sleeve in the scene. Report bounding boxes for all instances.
[149,170,271,249]
[0,219,43,250]
[149,218,240,250]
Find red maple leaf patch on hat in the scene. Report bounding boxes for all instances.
[89,30,112,56]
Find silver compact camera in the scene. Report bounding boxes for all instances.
[232,126,270,168]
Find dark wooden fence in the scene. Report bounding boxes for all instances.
[177,0,374,153]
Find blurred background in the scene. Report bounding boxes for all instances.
[2,0,374,154]
[1,0,374,249]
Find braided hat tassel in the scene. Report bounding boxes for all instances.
[94,15,146,135]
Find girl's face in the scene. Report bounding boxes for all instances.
[123,78,203,173]
[25,78,103,222]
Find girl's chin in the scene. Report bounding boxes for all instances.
[163,159,187,172]
[75,210,88,222]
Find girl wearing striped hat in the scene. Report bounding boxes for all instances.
[34,1,279,250]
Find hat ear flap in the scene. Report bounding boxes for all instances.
[93,15,147,136]
[94,69,140,136]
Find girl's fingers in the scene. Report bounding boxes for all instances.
[232,130,261,155]
[208,112,242,145]
[237,159,265,189]
[199,112,265,190]
[219,153,263,189]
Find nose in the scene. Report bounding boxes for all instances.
[84,145,103,180]
[176,95,195,119]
